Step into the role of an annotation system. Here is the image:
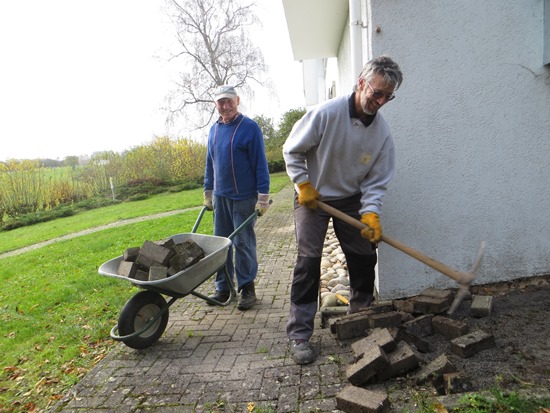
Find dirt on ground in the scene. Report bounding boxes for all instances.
[355,275,550,411]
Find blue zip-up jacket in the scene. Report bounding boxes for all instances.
[204,113,270,199]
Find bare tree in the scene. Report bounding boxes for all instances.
[164,0,267,132]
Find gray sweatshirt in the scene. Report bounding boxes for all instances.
[282,94,395,216]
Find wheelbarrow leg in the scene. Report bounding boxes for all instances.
[191,209,258,307]
[190,263,237,306]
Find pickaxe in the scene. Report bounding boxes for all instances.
[316,201,486,314]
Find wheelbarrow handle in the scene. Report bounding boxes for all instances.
[195,199,272,237]
[228,210,259,240]
[191,206,210,233]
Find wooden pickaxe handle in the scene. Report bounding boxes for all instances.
[316,201,475,285]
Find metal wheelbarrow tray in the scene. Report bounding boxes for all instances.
[98,207,257,350]
[99,233,232,297]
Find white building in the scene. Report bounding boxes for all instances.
[282,0,550,299]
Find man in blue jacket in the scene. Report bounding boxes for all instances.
[203,85,270,310]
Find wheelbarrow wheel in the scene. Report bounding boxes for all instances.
[118,291,169,349]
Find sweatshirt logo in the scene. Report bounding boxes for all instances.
[361,153,372,164]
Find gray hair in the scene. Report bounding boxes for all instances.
[357,55,403,90]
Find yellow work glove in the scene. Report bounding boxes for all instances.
[257,193,270,216]
[360,212,382,243]
[297,181,319,209]
[203,190,213,211]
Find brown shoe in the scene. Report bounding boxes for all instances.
[237,282,256,310]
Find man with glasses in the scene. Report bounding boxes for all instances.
[282,55,403,364]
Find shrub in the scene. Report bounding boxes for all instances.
[127,194,150,202]
[268,160,286,173]
[2,206,76,230]
[74,197,121,210]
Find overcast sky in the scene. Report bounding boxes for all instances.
[0,0,304,161]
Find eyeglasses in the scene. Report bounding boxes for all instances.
[366,81,395,102]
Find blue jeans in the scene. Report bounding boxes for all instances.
[213,195,258,292]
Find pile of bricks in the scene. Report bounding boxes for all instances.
[329,288,495,413]
[116,238,205,282]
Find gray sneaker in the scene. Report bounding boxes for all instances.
[290,339,316,364]
[237,282,256,310]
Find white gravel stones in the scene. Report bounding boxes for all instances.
[320,221,350,308]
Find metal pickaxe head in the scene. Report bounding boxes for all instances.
[447,241,486,314]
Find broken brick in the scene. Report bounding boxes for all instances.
[130,270,149,282]
[333,311,373,340]
[389,327,431,353]
[336,385,390,413]
[450,329,495,358]
[392,298,415,313]
[351,328,396,357]
[401,314,434,337]
[136,240,174,268]
[470,295,494,317]
[149,265,168,281]
[117,260,138,278]
[367,311,402,329]
[123,247,140,262]
[412,295,452,314]
[414,354,456,385]
[168,240,205,274]
[432,315,469,339]
[377,341,419,381]
[346,344,389,386]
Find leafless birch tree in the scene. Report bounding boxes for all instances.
[164,0,266,132]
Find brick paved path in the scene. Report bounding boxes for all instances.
[50,185,353,413]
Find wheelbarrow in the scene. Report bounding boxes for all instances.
[98,206,258,349]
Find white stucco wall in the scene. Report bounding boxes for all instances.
[365,0,550,298]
